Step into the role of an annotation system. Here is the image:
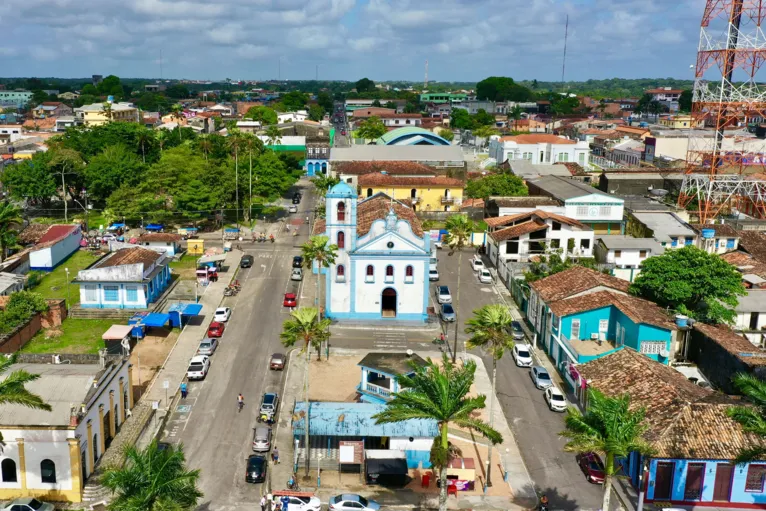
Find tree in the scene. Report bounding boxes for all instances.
[301,235,338,321]
[635,93,655,118]
[473,109,495,127]
[84,144,144,202]
[170,104,185,142]
[476,76,534,102]
[280,91,308,112]
[80,84,98,96]
[242,133,263,220]
[443,214,477,362]
[280,307,331,476]
[102,440,203,511]
[264,125,282,146]
[465,173,528,199]
[629,246,746,324]
[49,148,84,222]
[562,389,652,511]
[465,304,514,488]
[0,202,21,262]
[165,84,190,99]
[96,75,124,98]
[508,105,523,130]
[727,373,766,463]
[308,104,324,122]
[156,129,168,153]
[252,151,293,199]
[679,89,693,112]
[1,152,57,205]
[316,91,333,112]
[356,116,387,140]
[355,78,376,93]
[372,99,381,107]
[525,256,600,282]
[384,101,396,109]
[30,90,49,107]
[311,174,340,193]
[437,128,454,142]
[244,106,278,125]
[136,128,153,164]
[597,99,608,118]
[227,131,245,227]
[374,355,502,511]
[472,125,499,146]
[450,108,473,130]
[0,353,51,442]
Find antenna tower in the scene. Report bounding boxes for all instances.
[679,1,766,222]
[424,60,428,89]
[561,15,568,89]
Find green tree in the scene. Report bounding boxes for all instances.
[476,76,534,102]
[264,125,282,146]
[0,352,51,442]
[437,128,454,142]
[372,99,381,107]
[355,77,376,93]
[280,91,308,112]
[136,127,153,164]
[242,133,263,220]
[49,148,84,222]
[472,125,499,146]
[679,89,693,112]
[301,235,338,320]
[727,373,766,462]
[403,102,420,114]
[443,214,478,362]
[562,389,653,511]
[30,90,48,107]
[473,109,495,127]
[316,91,333,112]
[244,106,278,125]
[465,304,514,488]
[0,202,22,262]
[374,355,502,511]
[525,256,600,282]
[450,108,473,130]
[96,75,124,98]
[629,246,746,324]
[384,101,397,109]
[308,104,325,122]
[356,116,387,140]
[165,84,190,99]
[80,84,98,96]
[311,174,340,193]
[156,130,168,153]
[252,151,292,199]
[465,173,528,199]
[1,152,57,205]
[508,105,523,130]
[84,144,145,202]
[227,131,245,227]
[170,104,185,142]
[102,440,203,511]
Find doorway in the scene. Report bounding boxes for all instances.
[381,288,397,318]
[713,464,734,502]
[654,462,674,500]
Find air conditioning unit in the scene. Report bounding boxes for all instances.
[659,349,670,358]
[590,333,599,340]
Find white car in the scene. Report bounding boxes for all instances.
[436,285,452,304]
[272,495,322,511]
[187,355,210,380]
[478,268,492,283]
[1,499,54,511]
[329,494,381,511]
[429,268,439,281]
[512,344,533,367]
[471,256,485,272]
[291,268,303,281]
[288,205,298,213]
[545,386,568,412]
[214,307,231,322]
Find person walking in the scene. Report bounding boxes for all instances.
[260,495,267,511]
[273,445,280,464]
[180,381,188,399]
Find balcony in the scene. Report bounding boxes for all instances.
[357,381,392,400]
[441,196,455,204]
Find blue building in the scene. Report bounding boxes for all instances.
[578,348,766,509]
[356,352,426,404]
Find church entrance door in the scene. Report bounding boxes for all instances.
[381,288,397,318]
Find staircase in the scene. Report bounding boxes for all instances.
[68,307,137,320]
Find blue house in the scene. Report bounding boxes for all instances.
[578,348,766,509]
[356,352,427,404]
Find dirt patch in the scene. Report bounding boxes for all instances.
[308,354,361,402]
[130,328,179,401]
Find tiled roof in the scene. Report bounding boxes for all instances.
[460,198,484,209]
[489,220,547,242]
[490,196,560,208]
[721,251,766,278]
[358,173,464,187]
[689,224,739,238]
[485,215,524,228]
[356,194,423,238]
[332,161,436,177]
[37,224,79,244]
[498,134,576,145]
[530,266,630,302]
[547,290,675,330]
[693,322,766,366]
[486,210,585,230]
[97,247,163,268]
[616,126,650,136]
[377,113,422,119]
[23,117,57,130]
[737,230,766,262]
[18,224,51,244]
[136,233,182,243]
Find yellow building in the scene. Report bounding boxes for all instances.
[75,102,140,127]
[659,115,703,129]
[358,173,465,212]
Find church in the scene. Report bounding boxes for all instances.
[313,182,431,322]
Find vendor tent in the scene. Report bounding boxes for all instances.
[102,324,134,354]
[140,313,171,328]
[168,303,203,327]
[145,224,164,232]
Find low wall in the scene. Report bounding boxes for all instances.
[16,353,124,365]
[41,299,67,328]
[0,315,42,353]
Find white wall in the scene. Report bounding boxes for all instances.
[29,247,53,270]
[564,195,625,223]
[349,259,428,315]
[390,437,432,452]
[489,139,590,166]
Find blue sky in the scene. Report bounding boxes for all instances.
[0,0,705,81]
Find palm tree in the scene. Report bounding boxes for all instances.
[156,129,168,153]
[597,99,608,119]
[227,130,245,229]
[374,355,502,511]
[301,235,338,321]
[50,148,84,222]
[0,354,51,443]
[136,128,153,164]
[243,134,263,223]
[265,125,282,146]
[472,125,499,147]
[561,389,653,511]
[280,307,331,476]
[0,202,22,262]
[102,102,113,123]
[197,134,212,162]
[465,304,514,488]
[170,104,184,142]
[102,440,203,511]
[508,105,523,131]
[727,373,766,462]
[443,214,478,363]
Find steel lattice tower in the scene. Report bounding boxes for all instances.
[679,0,766,223]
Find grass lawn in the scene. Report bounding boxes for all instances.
[21,318,115,354]
[169,253,198,280]
[32,250,102,304]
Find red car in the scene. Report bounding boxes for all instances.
[341,130,346,136]
[576,452,605,484]
[207,321,225,338]
[283,293,297,307]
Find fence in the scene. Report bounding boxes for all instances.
[0,314,42,353]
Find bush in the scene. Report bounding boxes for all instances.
[26,271,46,289]
[0,291,48,334]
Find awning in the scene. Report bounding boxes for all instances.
[224,228,240,233]
[102,324,133,340]
[139,313,170,327]
[366,458,408,476]
[107,223,125,230]
[198,254,227,265]
[181,304,203,316]
[146,223,164,231]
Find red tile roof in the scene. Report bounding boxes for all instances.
[486,210,586,229]
[377,113,423,119]
[693,322,766,366]
[548,290,675,330]
[498,134,576,145]
[312,194,424,239]
[530,266,630,302]
[737,230,766,262]
[488,220,547,242]
[358,174,464,187]
[332,161,436,177]
[98,247,163,268]
[37,224,80,244]
[137,232,182,243]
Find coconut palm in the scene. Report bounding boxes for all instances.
[443,214,478,363]
[197,134,212,162]
[465,304,514,488]
[170,104,185,142]
[242,134,263,222]
[265,125,282,146]
[136,128,153,164]
[227,130,245,228]
[0,354,51,442]
[156,129,168,153]
[727,373,766,462]
[472,125,498,147]
[101,440,203,511]
[301,235,338,322]
[374,355,502,511]
[280,307,331,476]
[508,105,523,131]
[561,389,653,511]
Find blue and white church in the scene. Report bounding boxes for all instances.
[316,182,431,322]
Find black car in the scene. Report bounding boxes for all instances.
[293,255,303,268]
[240,255,254,268]
[245,455,266,483]
[292,197,301,204]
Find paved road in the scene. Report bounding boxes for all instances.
[161,180,317,511]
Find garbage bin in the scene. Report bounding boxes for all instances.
[421,472,431,488]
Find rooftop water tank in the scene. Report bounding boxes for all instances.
[701,228,715,239]
[675,314,689,328]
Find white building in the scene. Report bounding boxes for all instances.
[629,212,698,249]
[489,134,590,167]
[28,225,82,272]
[732,290,766,346]
[594,235,665,282]
[315,183,430,322]
[690,224,740,255]
[135,232,183,257]
[486,210,594,265]
[277,110,308,124]
[377,113,422,128]
[0,357,132,503]
[0,125,23,144]
[208,104,232,116]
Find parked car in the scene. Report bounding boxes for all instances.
[292,196,300,205]
[329,494,381,511]
[283,293,297,307]
[269,353,286,370]
[436,285,452,304]
[197,338,218,356]
[288,205,298,213]
[429,268,440,281]
[510,321,525,341]
[252,426,272,452]
[245,455,267,483]
[291,268,303,281]
[186,355,210,380]
[240,255,254,268]
[471,256,485,271]
[214,307,232,322]
[478,268,492,283]
[207,321,225,338]
[544,386,568,412]
[577,452,606,484]
[512,344,533,367]
[530,366,553,389]
[341,130,347,136]
[273,494,322,511]
[259,392,279,421]
[440,303,456,322]
[1,499,54,511]
[293,255,304,268]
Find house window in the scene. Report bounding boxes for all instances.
[552,222,561,231]
[1,459,17,482]
[405,265,414,283]
[685,238,693,246]
[40,459,56,483]
[580,239,590,250]
[337,231,345,249]
[639,250,647,258]
[598,319,608,333]
[750,312,760,330]
[558,153,569,162]
[640,341,665,355]
[614,250,622,258]
[125,286,138,303]
[336,265,345,282]
[365,265,374,283]
[103,285,119,302]
[84,285,97,302]
[337,202,346,222]
[599,206,612,216]
[550,239,560,249]
[746,465,766,492]
[367,188,373,197]
[671,237,678,247]
[579,153,586,165]
[576,206,588,216]
[385,265,394,283]
[570,319,580,339]
[727,238,736,249]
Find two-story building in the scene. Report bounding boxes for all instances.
[277,110,308,123]
[489,134,590,167]
[486,210,594,265]
[332,161,436,189]
[645,87,683,111]
[32,102,73,119]
[357,173,464,212]
[628,212,698,249]
[378,113,422,128]
[74,103,140,127]
[356,352,426,404]
[484,196,561,217]
[689,224,739,254]
[594,235,665,282]
[305,137,330,176]
[330,145,465,172]
[0,125,24,144]
[0,91,33,109]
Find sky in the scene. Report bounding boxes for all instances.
[0,0,706,82]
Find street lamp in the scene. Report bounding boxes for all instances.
[64,267,70,310]
[81,189,89,233]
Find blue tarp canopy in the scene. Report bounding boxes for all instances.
[224,228,240,233]
[181,304,203,315]
[145,223,164,231]
[140,313,170,328]
[107,223,125,230]
[182,227,198,232]
[128,312,150,325]
[167,303,203,327]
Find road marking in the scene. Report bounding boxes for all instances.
[177,404,192,413]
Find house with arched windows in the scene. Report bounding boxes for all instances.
[312,182,431,322]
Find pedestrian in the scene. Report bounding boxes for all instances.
[260,495,266,511]
[273,445,279,464]
[180,381,188,399]
[280,495,290,511]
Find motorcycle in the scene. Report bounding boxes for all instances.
[269,235,275,243]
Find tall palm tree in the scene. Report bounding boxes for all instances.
[472,125,498,148]
[265,125,282,146]
[102,440,203,511]
[136,128,153,164]
[0,355,51,442]
[156,129,168,153]
[301,235,338,321]
[508,105,523,131]
[243,134,263,222]
[727,373,766,462]
[465,304,514,488]
[561,389,653,511]
[374,355,502,511]
[227,130,245,228]
[170,104,184,142]
[443,214,478,363]
[280,307,331,476]
[197,134,212,162]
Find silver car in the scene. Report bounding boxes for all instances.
[197,338,218,356]
[440,303,456,322]
[252,426,271,452]
[291,268,303,281]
